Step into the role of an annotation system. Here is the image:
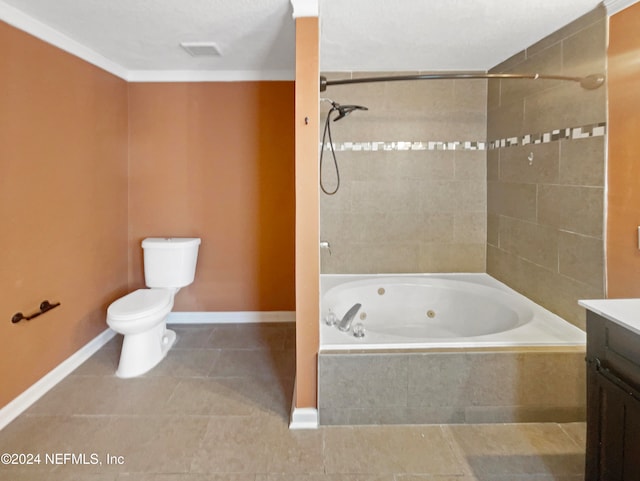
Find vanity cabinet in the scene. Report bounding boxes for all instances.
[585,310,640,481]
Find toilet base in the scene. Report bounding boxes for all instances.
[116,322,176,378]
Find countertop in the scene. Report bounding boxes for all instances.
[579,298,640,336]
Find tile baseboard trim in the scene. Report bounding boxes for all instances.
[168,311,295,324]
[290,407,319,429]
[0,328,116,431]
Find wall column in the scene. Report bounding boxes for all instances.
[606,2,640,297]
[291,0,320,422]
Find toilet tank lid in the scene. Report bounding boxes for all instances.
[142,237,201,249]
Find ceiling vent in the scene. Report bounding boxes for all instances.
[180,42,222,57]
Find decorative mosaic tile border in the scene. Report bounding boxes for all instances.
[488,122,607,149]
[321,140,486,152]
[320,122,607,152]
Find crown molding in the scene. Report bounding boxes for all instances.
[0,1,128,79]
[290,0,318,18]
[0,1,295,82]
[604,0,640,15]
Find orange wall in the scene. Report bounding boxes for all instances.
[128,82,295,311]
[294,17,320,409]
[0,21,129,408]
[1,24,296,410]
[607,4,640,298]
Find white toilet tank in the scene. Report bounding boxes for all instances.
[142,237,201,289]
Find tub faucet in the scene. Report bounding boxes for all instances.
[338,303,362,332]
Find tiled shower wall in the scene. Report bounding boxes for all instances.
[486,6,606,329]
[320,6,606,329]
[320,74,487,273]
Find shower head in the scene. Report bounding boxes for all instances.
[332,103,368,121]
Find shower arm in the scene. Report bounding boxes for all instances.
[319,72,605,92]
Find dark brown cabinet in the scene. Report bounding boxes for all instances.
[586,310,640,481]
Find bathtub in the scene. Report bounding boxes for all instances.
[320,273,585,350]
[318,273,586,425]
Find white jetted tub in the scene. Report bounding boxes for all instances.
[320,273,585,350]
[318,273,586,425]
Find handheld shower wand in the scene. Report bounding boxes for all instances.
[320,99,369,195]
[332,103,368,121]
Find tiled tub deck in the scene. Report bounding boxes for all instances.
[319,347,586,425]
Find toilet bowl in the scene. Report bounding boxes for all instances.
[106,237,201,378]
[107,288,176,378]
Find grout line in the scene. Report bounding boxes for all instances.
[439,424,474,477]
[557,422,587,449]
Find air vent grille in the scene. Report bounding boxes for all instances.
[180,42,222,57]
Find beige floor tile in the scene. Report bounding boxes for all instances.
[102,335,124,351]
[0,323,588,481]
[190,417,271,473]
[263,475,394,481]
[0,415,204,476]
[116,472,257,480]
[99,416,208,474]
[212,376,294,420]
[558,422,586,448]
[262,417,325,474]
[164,378,255,416]
[0,416,208,479]
[0,415,112,474]
[72,347,219,378]
[8,474,118,481]
[25,376,180,415]
[445,424,585,477]
[208,349,295,380]
[170,325,218,349]
[324,425,466,475]
[396,476,478,481]
[206,324,289,350]
[143,349,220,378]
[71,348,121,376]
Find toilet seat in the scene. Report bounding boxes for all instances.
[107,289,173,321]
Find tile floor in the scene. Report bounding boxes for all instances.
[0,323,587,481]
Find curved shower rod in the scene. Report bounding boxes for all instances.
[319,72,605,92]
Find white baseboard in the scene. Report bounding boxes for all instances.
[168,311,295,324]
[290,407,319,429]
[289,376,319,429]
[0,328,116,431]
[0,312,296,431]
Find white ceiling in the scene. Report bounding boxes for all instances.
[320,0,604,72]
[0,0,296,78]
[0,0,627,80]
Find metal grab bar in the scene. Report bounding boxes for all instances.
[12,300,61,324]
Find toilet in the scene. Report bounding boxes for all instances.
[107,237,201,378]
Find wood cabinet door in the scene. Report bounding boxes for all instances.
[587,363,640,481]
